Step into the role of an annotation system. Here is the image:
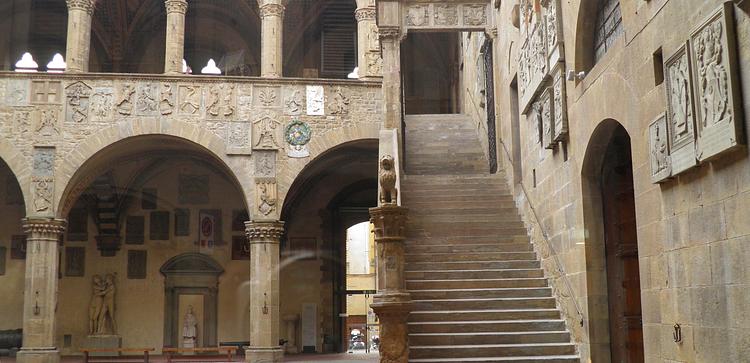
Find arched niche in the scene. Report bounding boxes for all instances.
[160,253,224,348]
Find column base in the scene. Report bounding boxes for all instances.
[245,346,284,363]
[15,348,60,363]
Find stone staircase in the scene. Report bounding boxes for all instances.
[401,114,579,362]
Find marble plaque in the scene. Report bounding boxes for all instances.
[11,235,26,259]
[254,151,276,177]
[665,43,698,175]
[689,3,745,162]
[519,22,549,114]
[174,208,190,237]
[142,188,157,210]
[306,86,325,116]
[179,174,209,204]
[0,247,6,275]
[127,250,147,279]
[150,211,170,240]
[540,87,555,149]
[301,303,318,349]
[125,216,145,245]
[649,114,672,183]
[65,246,85,277]
[226,121,252,155]
[545,0,564,70]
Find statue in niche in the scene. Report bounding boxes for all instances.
[379,155,398,205]
[695,21,729,127]
[89,273,117,335]
[182,306,198,348]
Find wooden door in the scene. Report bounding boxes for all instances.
[601,128,644,363]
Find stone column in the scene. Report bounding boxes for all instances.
[164,0,188,74]
[65,0,95,72]
[245,220,285,363]
[282,314,299,354]
[16,218,66,363]
[379,27,404,129]
[355,0,382,80]
[259,1,285,78]
[369,204,411,363]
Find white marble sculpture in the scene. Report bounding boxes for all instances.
[182,306,198,348]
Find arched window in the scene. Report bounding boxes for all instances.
[593,0,623,63]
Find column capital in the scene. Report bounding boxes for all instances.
[369,204,408,242]
[355,7,376,22]
[66,0,95,14]
[245,220,285,243]
[165,0,188,14]
[378,27,405,43]
[22,218,66,237]
[259,3,285,18]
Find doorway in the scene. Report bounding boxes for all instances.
[582,121,644,363]
[401,32,460,114]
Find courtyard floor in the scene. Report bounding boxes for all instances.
[0,353,379,363]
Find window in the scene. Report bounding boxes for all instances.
[593,0,623,63]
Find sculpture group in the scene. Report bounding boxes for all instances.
[88,274,117,336]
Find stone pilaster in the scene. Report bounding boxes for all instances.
[259,1,285,78]
[379,27,404,129]
[369,204,411,363]
[164,0,188,74]
[244,220,285,363]
[355,0,382,80]
[65,0,95,72]
[16,218,66,363]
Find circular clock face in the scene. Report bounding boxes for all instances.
[285,120,311,146]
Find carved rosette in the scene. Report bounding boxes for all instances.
[22,218,67,240]
[65,0,95,14]
[165,0,188,14]
[260,3,285,18]
[369,205,408,242]
[355,8,376,22]
[245,220,285,244]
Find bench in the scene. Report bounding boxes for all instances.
[162,346,237,362]
[219,341,249,356]
[80,348,155,363]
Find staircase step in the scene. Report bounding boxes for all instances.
[406,243,533,254]
[406,260,540,271]
[407,278,548,290]
[409,309,560,322]
[413,297,557,310]
[408,320,567,333]
[410,343,577,359]
[405,269,545,280]
[406,252,536,263]
[409,356,580,363]
[410,287,552,300]
[409,331,571,346]
[405,236,530,245]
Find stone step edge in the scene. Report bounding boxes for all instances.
[412,297,555,303]
[406,278,547,283]
[405,268,544,274]
[410,308,559,315]
[409,330,570,336]
[411,342,576,349]
[408,319,565,325]
[408,287,551,293]
[408,355,580,362]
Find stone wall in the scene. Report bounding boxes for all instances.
[482,0,750,361]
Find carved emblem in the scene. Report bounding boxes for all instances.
[434,4,458,26]
[36,107,60,137]
[32,177,53,212]
[285,119,312,158]
[379,155,398,205]
[463,4,487,26]
[253,116,282,150]
[306,86,324,116]
[13,108,32,134]
[65,81,92,123]
[259,89,277,107]
[31,80,62,104]
[255,179,277,217]
[406,5,429,26]
[179,85,201,115]
[116,83,135,115]
[649,114,672,183]
[255,151,276,177]
[329,87,350,115]
[226,121,252,155]
[32,147,55,213]
[284,88,304,115]
[137,83,158,115]
[206,84,236,118]
[160,83,175,115]
[91,88,113,120]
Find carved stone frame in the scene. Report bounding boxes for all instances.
[664,42,698,175]
[160,253,224,348]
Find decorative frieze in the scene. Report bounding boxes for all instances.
[519,22,548,113]
[254,86,281,108]
[689,3,744,162]
[403,2,490,30]
[649,114,672,183]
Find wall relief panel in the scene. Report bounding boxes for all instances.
[689,3,745,162]
[649,114,672,183]
[136,82,159,116]
[65,81,92,123]
[31,80,62,105]
[664,44,698,175]
[206,84,236,119]
[551,65,568,142]
[253,115,283,150]
[539,87,555,149]
[306,86,325,116]
[91,87,114,121]
[226,121,252,155]
[255,178,277,218]
[31,147,55,214]
[519,21,548,113]
[178,85,202,116]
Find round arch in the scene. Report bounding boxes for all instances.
[0,138,31,214]
[572,0,601,73]
[277,123,380,207]
[55,119,253,218]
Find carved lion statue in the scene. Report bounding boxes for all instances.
[379,155,398,204]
